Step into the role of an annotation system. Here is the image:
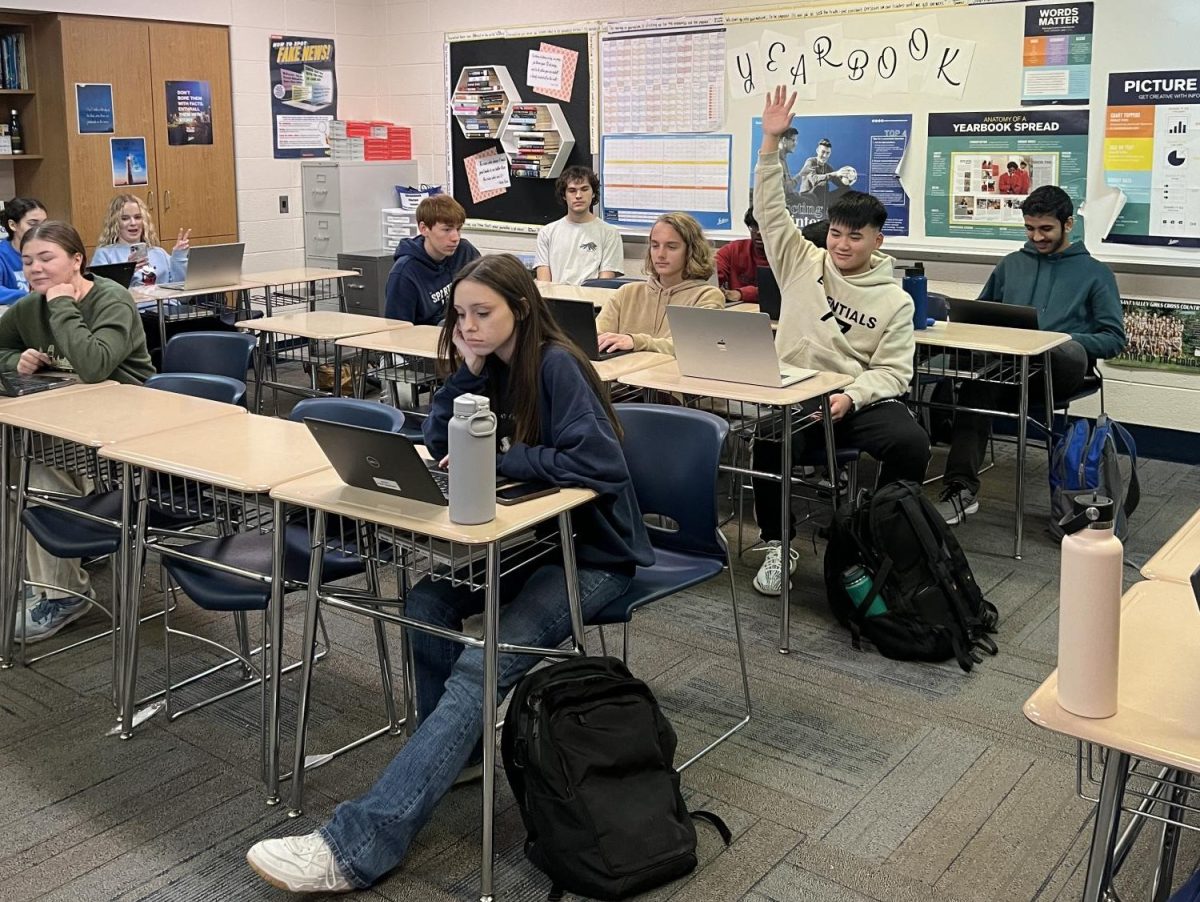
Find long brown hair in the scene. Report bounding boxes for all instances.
[643,212,715,281]
[97,194,159,247]
[20,220,87,267]
[438,254,623,445]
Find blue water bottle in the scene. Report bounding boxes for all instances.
[842,565,886,617]
[901,262,928,331]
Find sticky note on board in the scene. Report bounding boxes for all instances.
[532,43,577,102]
[464,148,509,204]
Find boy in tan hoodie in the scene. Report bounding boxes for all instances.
[596,212,724,356]
[750,86,930,596]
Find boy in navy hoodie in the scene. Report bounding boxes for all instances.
[384,194,480,324]
[937,185,1127,524]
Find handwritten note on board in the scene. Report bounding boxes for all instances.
[531,43,577,102]
[464,148,509,204]
[528,51,564,91]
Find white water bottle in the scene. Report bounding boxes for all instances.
[447,393,497,525]
[1056,494,1123,718]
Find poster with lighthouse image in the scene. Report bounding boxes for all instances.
[109,136,148,187]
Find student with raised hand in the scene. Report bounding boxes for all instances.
[385,194,481,324]
[246,254,653,894]
[594,211,724,355]
[535,165,623,285]
[0,197,46,306]
[749,86,929,597]
[935,185,1126,525]
[0,221,154,643]
[92,194,190,288]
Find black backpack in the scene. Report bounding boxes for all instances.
[822,480,999,672]
[501,656,730,901]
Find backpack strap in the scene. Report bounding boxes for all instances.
[1107,418,1141,519]
[691,810,733,845]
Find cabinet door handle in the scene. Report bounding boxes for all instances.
[146,189,155,211]
[164,189,172,211]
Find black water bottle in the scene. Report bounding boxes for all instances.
[9,109,22,155]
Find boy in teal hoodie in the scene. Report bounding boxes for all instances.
[937,185,1127,524]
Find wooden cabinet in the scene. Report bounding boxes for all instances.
[19,14,236,255]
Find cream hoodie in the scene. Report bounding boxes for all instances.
[594,277,725,355]
[754,150,915,408]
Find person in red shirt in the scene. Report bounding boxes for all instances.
[715,206,769,303]
[998,161,1031,195]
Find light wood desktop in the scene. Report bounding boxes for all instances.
[592,351,673,383]
[336,324,441,359]
[244,267,360,285]
[235,310,411,340]
[1141,507,1200,585]
[536,281,617,307]
[1024,580,1200,901]
[915,320,1070,356]
[619,360,852,653]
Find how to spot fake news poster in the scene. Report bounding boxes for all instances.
[925,109,1088,242]
[269,34,337,159]
[1103,70,1200,248]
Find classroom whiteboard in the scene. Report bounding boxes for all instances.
[597,0,1200,269]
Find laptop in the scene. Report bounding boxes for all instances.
[667,306,818,388]
[546,298,630,361]
[157,242,245,291]
[0,371,79,397]
[88,261,136,288]
[755,266,781,320]
[948,298,1039,330]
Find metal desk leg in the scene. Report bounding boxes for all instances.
[778,403,793,654]
[288,509,328,816]
[557,510,587,655]
[336,276,347,313]
[156,298,168,357]
[1043,350,1057,465]
[11,442,31,664]
[1083,749,1131,902]
[821,394,839,506]
[1013,356,1030,560]
[119,473,152,738]
[265,499,288,803]
[0,424,12,667]
[479,542,501,902]
[1151,770,1190,902]
[333,345,344,398]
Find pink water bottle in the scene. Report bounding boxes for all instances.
[1056,494,1123,718]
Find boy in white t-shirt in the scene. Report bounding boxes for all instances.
[535,166,624,285]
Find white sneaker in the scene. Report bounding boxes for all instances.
[752,541,799,596]
[246,832,353,894]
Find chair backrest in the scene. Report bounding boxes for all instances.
[162,331,257,380]
[145,372,246,405]
[289,397,407,433]
[581,277,643,290]
[927,292,949,322]
[615,403,728,559]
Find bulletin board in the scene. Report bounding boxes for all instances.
[446,26,596,231]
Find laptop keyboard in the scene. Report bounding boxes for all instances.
[1,373,74,396]
[425,461,450,497]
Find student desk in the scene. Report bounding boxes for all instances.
[132,278,265,353]
[268,467,596,902]
[725,302,779,329]
[0,384,245,680]
[618,361,852,653]
[243,267,362,316]
[335,324,442,405]
[912,321,1070,559]
[235,310,411,412]
[1142,508,1200,585]
[536,281,616,308]
[1023,580,1200,902]
[97,414,333,741]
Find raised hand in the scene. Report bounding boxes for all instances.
[761,85,797,138]
[174,228,191,254]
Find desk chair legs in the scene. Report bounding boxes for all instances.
[1084,748,1130,902]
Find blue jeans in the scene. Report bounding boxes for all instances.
[319,561,630,888]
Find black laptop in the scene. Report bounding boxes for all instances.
[1192,563,1200,613]
[0,371,79,397]
[546,298,630,361]
[755,266,781,320]
[88,261,136,288]
[306,417,453,506]
[948,298,1039,330]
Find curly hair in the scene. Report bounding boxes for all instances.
[97,194,159,248]
[643,212,714,281]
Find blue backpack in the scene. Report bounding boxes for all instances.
[1049,414,1140,540]
[1169,868,1200,902]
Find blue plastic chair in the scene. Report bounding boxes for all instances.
[290,397,407,432]
[162,331,257,381]
[145,372,246,406]
[589,404,751,771]
[581,277,643,290]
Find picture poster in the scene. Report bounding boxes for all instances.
[600,134,732,230]
[1103,71,1200,247]
[75,83,114,134]
[748,114,912,236]
[1111,297,1200,375]
[269,34,337,159]
[1021,2,1093,105]
[165,80,213,146]
[925,109,1089,241]
[110,137,148,187]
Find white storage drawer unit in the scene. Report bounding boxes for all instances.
[301,160,418,268]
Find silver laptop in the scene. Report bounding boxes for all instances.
[667,306,818,388]
[158,242,245,291]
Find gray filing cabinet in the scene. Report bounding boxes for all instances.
[337,249,395,317]
[302,160,418,268]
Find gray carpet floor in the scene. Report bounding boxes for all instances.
[2,394,1198,901]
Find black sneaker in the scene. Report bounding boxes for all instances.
[936,485,979,525]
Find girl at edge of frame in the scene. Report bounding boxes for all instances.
[91,193,190,289]
[245,252,654,893]
[0,197,47,306]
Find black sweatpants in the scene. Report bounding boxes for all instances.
[751,397,931,542]
[942,339,1089,494]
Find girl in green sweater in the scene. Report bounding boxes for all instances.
[0,221,154,643]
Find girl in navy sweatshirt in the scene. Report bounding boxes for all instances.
[247,254,654,894]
